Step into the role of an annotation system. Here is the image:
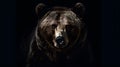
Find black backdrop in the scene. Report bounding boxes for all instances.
[0,0,120,67]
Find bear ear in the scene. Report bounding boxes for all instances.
[72,2,85,17]
[35,3,46,15]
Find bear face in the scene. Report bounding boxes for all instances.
[35,4,86,52]
[38,9,82,49]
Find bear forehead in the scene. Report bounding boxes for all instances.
[39,10,81,28]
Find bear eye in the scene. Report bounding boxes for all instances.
[66,25,74,31]
[52,24,57,29]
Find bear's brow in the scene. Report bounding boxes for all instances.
[40,11,81,28]
[55,12,61,20]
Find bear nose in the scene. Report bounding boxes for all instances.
[55,36,65,47]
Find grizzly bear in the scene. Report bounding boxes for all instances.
[26,2,94,67]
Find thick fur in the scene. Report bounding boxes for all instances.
[26,3,94,67]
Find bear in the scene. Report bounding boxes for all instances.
[26,2,94,67]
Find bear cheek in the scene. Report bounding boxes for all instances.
[67,27,80,43]
[43,28,54,42]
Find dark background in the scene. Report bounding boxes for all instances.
[0,0,120,67]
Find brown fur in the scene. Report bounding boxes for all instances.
[26,3,91,67]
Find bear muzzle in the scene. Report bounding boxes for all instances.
[55,36,65,48]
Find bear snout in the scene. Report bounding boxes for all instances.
[55,36,65,47]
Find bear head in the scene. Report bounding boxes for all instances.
[34,3,86,52]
